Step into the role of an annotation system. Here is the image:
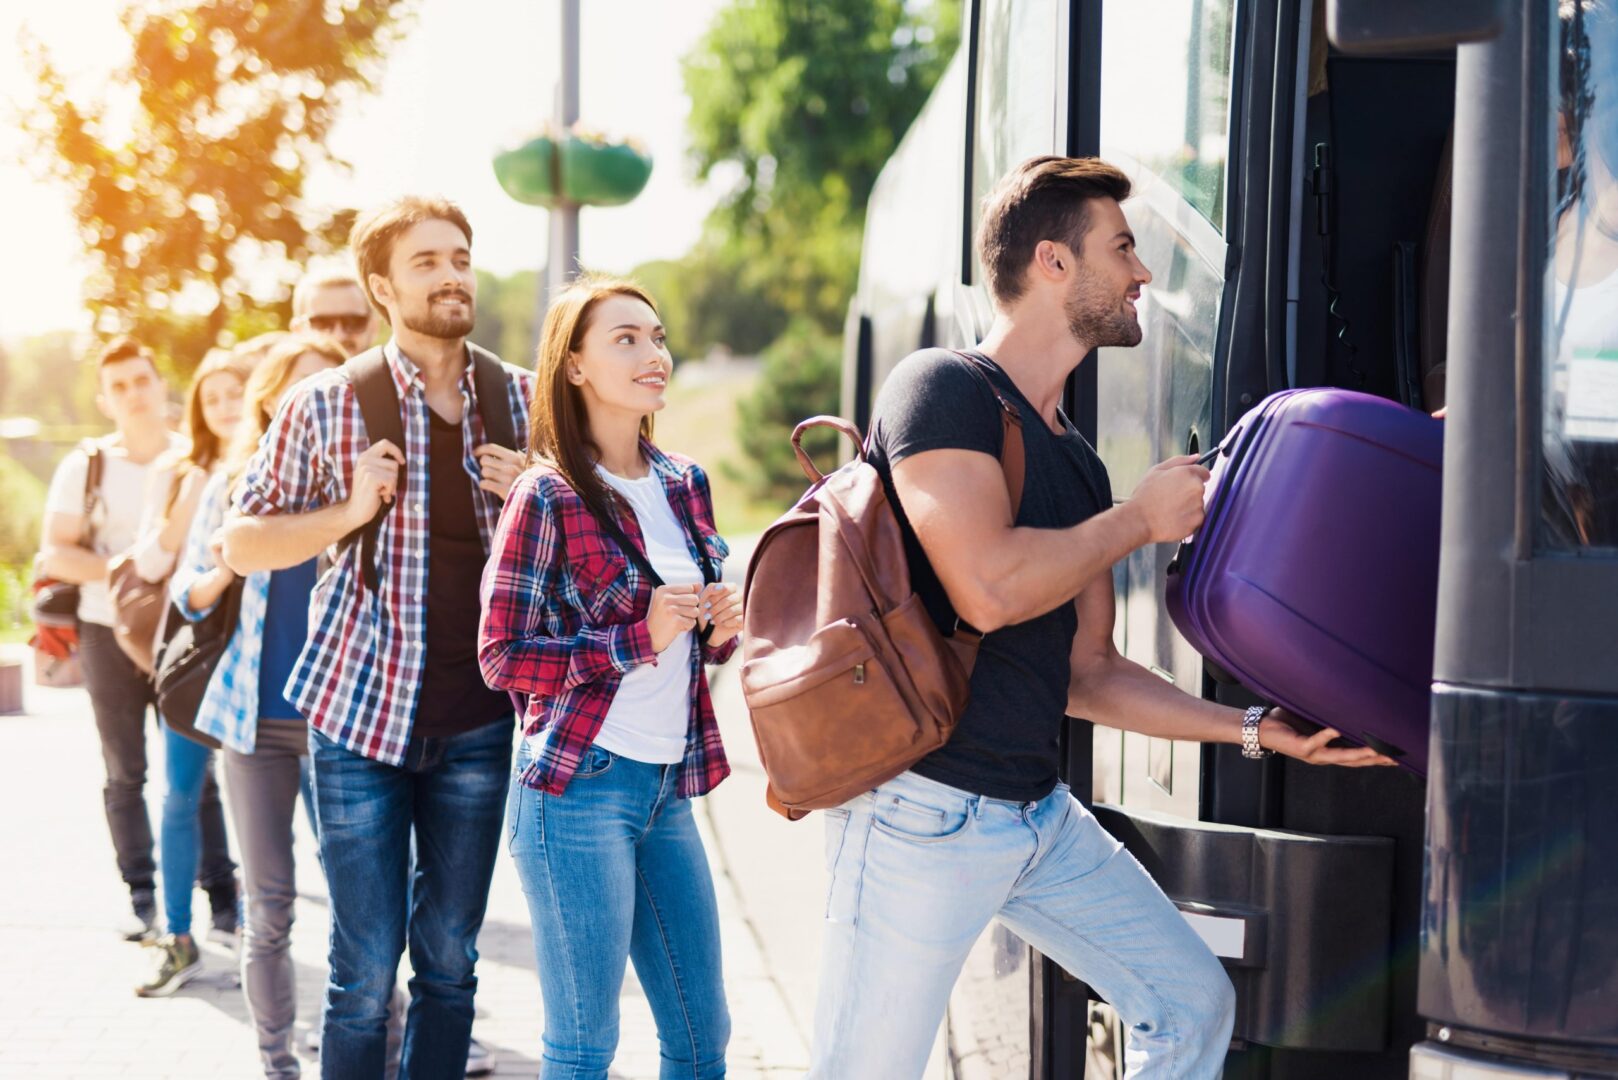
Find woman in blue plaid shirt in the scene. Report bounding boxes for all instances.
[170,334,344,1079]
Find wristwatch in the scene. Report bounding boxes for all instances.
[1241,706,1275,760]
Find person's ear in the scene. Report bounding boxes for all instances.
[565,353,586,385]
[368,273,395,312]
[94,391,113,421]
[1034,239,1069,281]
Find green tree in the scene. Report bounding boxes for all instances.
[0,454,47,566]
[728,320,842,503]
[683,0,960,331]
[20,0,413,373]
[631,241,790,361]
[469,269,541,370]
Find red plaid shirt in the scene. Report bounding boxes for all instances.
[478,441,737,797]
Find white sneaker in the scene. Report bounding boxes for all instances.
[466,1037,493,1077]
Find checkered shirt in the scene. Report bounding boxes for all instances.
[478,441,737,798]
[169,468,275,754]
[236,340,534,766]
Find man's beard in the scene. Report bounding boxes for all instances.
[401,290,476,340]
[1065,270,1141,348]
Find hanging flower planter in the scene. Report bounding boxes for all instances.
[493,125,653,209]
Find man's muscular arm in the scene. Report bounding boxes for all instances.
[1065,573,1395,766]
[893,450,1208,632]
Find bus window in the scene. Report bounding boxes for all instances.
[968,0,1063,286]
[1545,0,1618,550]
[1100,0,1236,232]
[1094,0,1234,496]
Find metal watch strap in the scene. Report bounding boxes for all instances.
[1241,705,1274,759]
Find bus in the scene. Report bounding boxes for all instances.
[843,1,1618,1077]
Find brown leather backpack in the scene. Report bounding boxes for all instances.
[740,354,1025,819]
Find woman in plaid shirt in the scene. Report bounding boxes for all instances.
[170,335,346,1076]
[479,277,743,1079]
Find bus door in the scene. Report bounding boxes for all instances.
[1319,0,1618,1075]
[1082,2,1461,1078]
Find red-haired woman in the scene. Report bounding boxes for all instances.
[479,276,742,1079]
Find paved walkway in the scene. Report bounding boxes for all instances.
[0,650,809,1079]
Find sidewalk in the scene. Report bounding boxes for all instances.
[0,649,808,1079]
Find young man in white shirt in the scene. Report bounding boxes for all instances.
[40,337,236,939]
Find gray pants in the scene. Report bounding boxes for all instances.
[225,719,405,1080]
[224,719,311,1080]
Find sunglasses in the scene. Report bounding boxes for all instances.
[307,314,372,335]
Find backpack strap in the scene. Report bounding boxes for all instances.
[586,480,719,644]
[950,351,1025,516]
[80,441,105,548]
[469,344,520,455]
[336,347,406,593]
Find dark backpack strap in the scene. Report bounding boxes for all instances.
[587,483,719,644]
[80,441,105,547]
[338,348,406,592]
[469,345,520,454]
[950,351,1025,515]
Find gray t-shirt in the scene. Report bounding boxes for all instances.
[867,348,1113,801]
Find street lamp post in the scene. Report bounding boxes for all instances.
[491,0,652,330]
[549,0,581,298]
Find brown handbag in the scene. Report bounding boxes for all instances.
[739,355,1024,820]
[108,553,171,676]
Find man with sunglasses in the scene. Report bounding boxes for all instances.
[291,267,381,358]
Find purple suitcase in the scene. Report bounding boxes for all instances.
[1165,388,1443,775]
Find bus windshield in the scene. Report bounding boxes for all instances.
[1545,0,1618,549]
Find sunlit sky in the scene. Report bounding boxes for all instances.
[0,0,730,342]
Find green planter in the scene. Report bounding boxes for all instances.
[494,128,653,209]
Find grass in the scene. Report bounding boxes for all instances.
[653,360,791,539]
[0,563,32,649]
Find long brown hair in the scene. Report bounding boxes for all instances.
[180,349,251,473]
[529,275,660,522]
[226,333,347,484]
[158,349,251,515]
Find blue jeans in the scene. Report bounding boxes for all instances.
[506,742,729,1080]
[810,770,1236,1080]
[159,723,215,936]
[310,718,511,1080]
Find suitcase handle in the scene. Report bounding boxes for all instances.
[1166,431,1240,576]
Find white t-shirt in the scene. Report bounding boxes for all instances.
[43,435,184,627]
[587,466,705,765]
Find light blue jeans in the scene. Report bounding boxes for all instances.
[506,741,729,1080]
[810,770,1236,1079]
[159,722,215,937]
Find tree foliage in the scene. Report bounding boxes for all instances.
[631,243,790,362]
[682,0,959,332]
[468,269,542,370]
[727,320,842,503]
[0,454,47,566]
[20,0,414,371]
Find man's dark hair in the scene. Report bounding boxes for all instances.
[349,195,474,322]
[94,336,157,372]
[976,156,1133,305]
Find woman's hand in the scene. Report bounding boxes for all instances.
[698,582,744,648]
[1259,708,1398,767]
[208,529,240,583]
[646,584,701,653]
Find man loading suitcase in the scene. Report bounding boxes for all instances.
[806,155,1396,1080]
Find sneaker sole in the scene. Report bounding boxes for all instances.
[206,928,239,949]
[134,960,202,998]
